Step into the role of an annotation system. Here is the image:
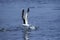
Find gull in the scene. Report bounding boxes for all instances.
[22,8,36,30]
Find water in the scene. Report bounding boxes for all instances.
[0,0,60,40]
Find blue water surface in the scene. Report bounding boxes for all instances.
[0,0,60,40]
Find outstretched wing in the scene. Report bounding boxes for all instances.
[22,9,25,24]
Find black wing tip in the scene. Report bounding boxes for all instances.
[27,8,30,13]
[22,9,24,13]
[22,9,24,20]
[22,9,24,16]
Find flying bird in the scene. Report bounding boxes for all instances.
[22,8,36,30]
